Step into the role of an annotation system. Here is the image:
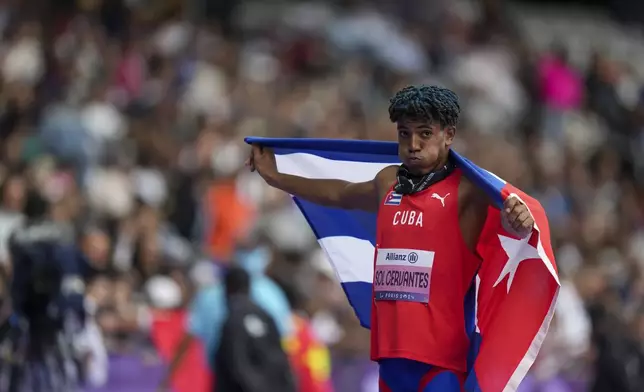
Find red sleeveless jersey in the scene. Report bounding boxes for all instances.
[370,169,480,372]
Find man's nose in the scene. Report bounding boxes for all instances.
[408,135,422,152]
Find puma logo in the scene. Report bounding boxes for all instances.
[431,193,450,207]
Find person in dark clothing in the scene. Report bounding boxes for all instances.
[0,191,87,391]
[214,266,296,392]
[588,297,642,392]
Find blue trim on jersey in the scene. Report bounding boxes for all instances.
[379,359,463,392]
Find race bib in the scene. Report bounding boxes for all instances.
[374,248,434,303]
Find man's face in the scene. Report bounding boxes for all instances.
[396,120,454,175]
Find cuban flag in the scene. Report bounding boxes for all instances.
[245,137,560,392]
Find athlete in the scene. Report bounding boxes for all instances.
[247,85,535,392]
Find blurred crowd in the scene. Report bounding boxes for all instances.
[0,0,644,391]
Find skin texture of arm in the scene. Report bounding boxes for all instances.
[268,165,397,211]
[247,143,397,212]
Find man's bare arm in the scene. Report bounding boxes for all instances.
[247,144,396,212]
[270,174,379,211]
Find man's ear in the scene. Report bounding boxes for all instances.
[444,126,456,146]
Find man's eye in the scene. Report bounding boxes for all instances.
[422,131,432,137]
[399,131,409,137]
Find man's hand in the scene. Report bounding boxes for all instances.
[502,195,534,238]
[246,144,279,185]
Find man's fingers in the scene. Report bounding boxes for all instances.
[245,154,254,172]
[503,197,519,214]
[249,144,263,172]
[508,211,534,238]
[248,144,273,175]
[505,196,527,218]
[512,210,531,227]
[509,207,526,223]
[251,144,264,162]
[502,195,535,236]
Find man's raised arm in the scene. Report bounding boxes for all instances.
[246,144,391,212]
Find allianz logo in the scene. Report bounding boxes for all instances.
[384,252,419,264]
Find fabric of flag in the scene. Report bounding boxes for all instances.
[245,137,560,392]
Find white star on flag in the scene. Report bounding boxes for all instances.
[493,232,541,293]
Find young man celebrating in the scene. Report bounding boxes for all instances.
[248,85,545,392]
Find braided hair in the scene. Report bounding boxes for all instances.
[388,85,461,128]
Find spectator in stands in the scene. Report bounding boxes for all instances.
[215,266,296,392]
[159,245,292,389]
[280,271,334,392]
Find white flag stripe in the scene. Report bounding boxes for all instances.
[317,236,375,284]
[275,152,392,183]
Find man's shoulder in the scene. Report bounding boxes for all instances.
[192,284,225,307]
[457,170,490,209]
[375,165,398,182]
[374,165,398,196]
[227,297,271,322]
[251,277,290,310]
[11,220,75,246]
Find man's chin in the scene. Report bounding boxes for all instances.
[404,161,430,175]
